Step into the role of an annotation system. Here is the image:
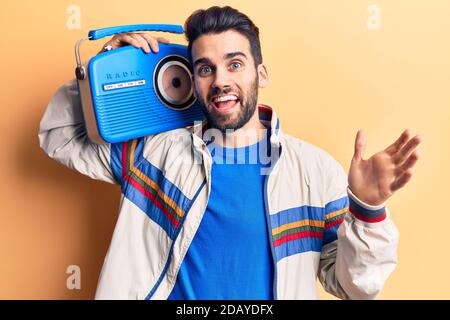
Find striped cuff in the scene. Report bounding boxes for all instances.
[347,188,387,223]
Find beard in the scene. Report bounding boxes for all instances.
[195,76,259,133]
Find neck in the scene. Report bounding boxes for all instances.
[214,107,267,148]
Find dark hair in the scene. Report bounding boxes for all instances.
[184,6,262,68]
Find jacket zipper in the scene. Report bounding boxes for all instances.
[146,142,210,300]
[263,144,282,300]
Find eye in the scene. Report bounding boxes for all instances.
[198,66,212,75]
[230,62,242,70]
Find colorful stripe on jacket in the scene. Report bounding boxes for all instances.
[270,197,349,262]
[110,138,193,239]
[348,197,386,223]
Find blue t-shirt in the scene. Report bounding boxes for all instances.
[168,133,274,299]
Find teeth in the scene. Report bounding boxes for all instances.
[213,95,238,103]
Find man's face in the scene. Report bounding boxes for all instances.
[191,30,267,132]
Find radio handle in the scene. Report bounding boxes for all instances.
[88,24,184,40]
[76,24,183,80]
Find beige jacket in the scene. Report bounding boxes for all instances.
[38,80,399,300]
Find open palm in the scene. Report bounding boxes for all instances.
[348,129,422,206]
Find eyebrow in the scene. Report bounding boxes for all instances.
[193,51,248,68]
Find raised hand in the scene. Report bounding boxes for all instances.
[348,129,422,206]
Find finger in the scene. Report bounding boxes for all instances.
[140,33,159,53]
[156,36,170,44]
[390,169,413,192]
[385,129,411,155]
[103,34,124,50]
[393,134,423,165]
[128,33,151,53]
[140,33,160,53]
[353,130,366,162]
[116,34,142,49]
[396,150,419,175]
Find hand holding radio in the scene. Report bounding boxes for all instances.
[100,33,171,54]
[75,24,205,144]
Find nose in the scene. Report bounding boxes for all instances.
[211,67,232,91]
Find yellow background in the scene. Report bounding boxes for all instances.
[0,0,448,299]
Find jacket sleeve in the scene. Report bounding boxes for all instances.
[318,159,399,300]
[38,79,123,184]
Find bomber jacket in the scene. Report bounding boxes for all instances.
[38,80,399,300]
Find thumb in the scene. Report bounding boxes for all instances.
[353,130,366,162]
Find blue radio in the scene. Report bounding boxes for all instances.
[75,24,205,144]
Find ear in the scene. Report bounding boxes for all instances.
[257,63,269,88]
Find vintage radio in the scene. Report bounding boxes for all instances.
[75,24,205,144]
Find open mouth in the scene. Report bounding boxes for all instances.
[210,94,240,113]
